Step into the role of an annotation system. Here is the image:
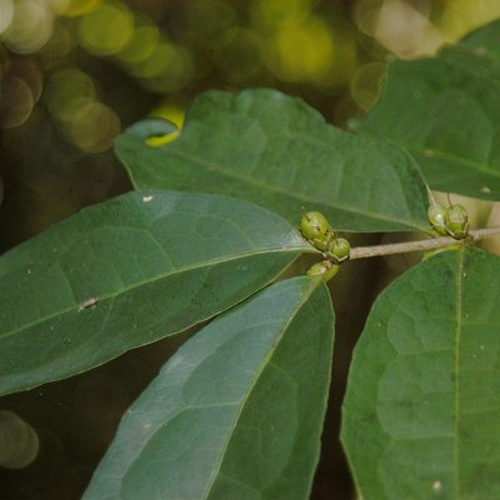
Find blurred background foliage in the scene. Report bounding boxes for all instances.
[2,0,500,249]
[1,1,500,499]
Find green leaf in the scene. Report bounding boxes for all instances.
[116,89,430,233]
[83,276,335,500]
[356,22,500,200]
[0,190,309,396]
[341,247,500,498]
[459,19,500,58]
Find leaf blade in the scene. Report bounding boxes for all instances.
[82,276,335,500]
[116,89,430,233]
[0,191,309,396]
[341,247,500,498]
[356,21,500,200]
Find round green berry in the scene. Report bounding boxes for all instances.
[300,211,335,251]
[427,204,448,235]
[445,204,469,239]
[300,211,330,240]
[311,228,335,252]
[306,260,340,281]
[307,260,331,276]
[328,238,351,263]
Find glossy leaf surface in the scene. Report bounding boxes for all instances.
[116,89,430,233]
[0,191,309,396]
[83,276,335,500]
[356,21,500,200]
[341,247,500,498]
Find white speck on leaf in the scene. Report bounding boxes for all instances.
[432,480,442,492]
[79,297,98,311]
[142,195,154,202]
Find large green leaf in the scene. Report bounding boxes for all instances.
[0,191,309,396]
[356,21,500,200]
[83,276,335,500]
[341,247,500,498]
[115,89,430,233]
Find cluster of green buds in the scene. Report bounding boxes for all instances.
[427,202,469,239]
[300,211,351,280]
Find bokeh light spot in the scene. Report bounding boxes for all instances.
[118,24,160,64]
[3,0,53,53]
[52,0,101,17]
[1,76,34,128]
[265,18,334,83]
[251,0,312,32]
[131,42,177,78]
[133,43,193,93]
[214,28,264,81]
[187,0,237,42]
[68,101,121,153]
[440,0,500,40]
[78,2,134,56]
[45,68,96,122]
[0,0,14,35]
[40,23,75,68]
[355,0,446,57]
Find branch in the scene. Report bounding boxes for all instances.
[349,227,500,260]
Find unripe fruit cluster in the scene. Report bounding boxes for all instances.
[300,211,334,251]
[427,203,469,239]
[300,211,351,279]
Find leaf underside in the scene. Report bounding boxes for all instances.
[83,276,335,500]
[356,20,500,200]
[341,246,500,499]
[0,190,310,396]
[115,89,430,233]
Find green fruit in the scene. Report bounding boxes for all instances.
[300,211,335,251]
[445,204,469,239]
[307,260,330,276]
[328,238,351,263]
[427,204,448,235]
[311,228,335,251]
[300,211,330,240]
[306,260,340,281]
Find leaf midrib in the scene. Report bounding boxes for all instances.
[0,245,307,341]
[453,249,465,498]
[135,141,428,232]
[202,277,323,498]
